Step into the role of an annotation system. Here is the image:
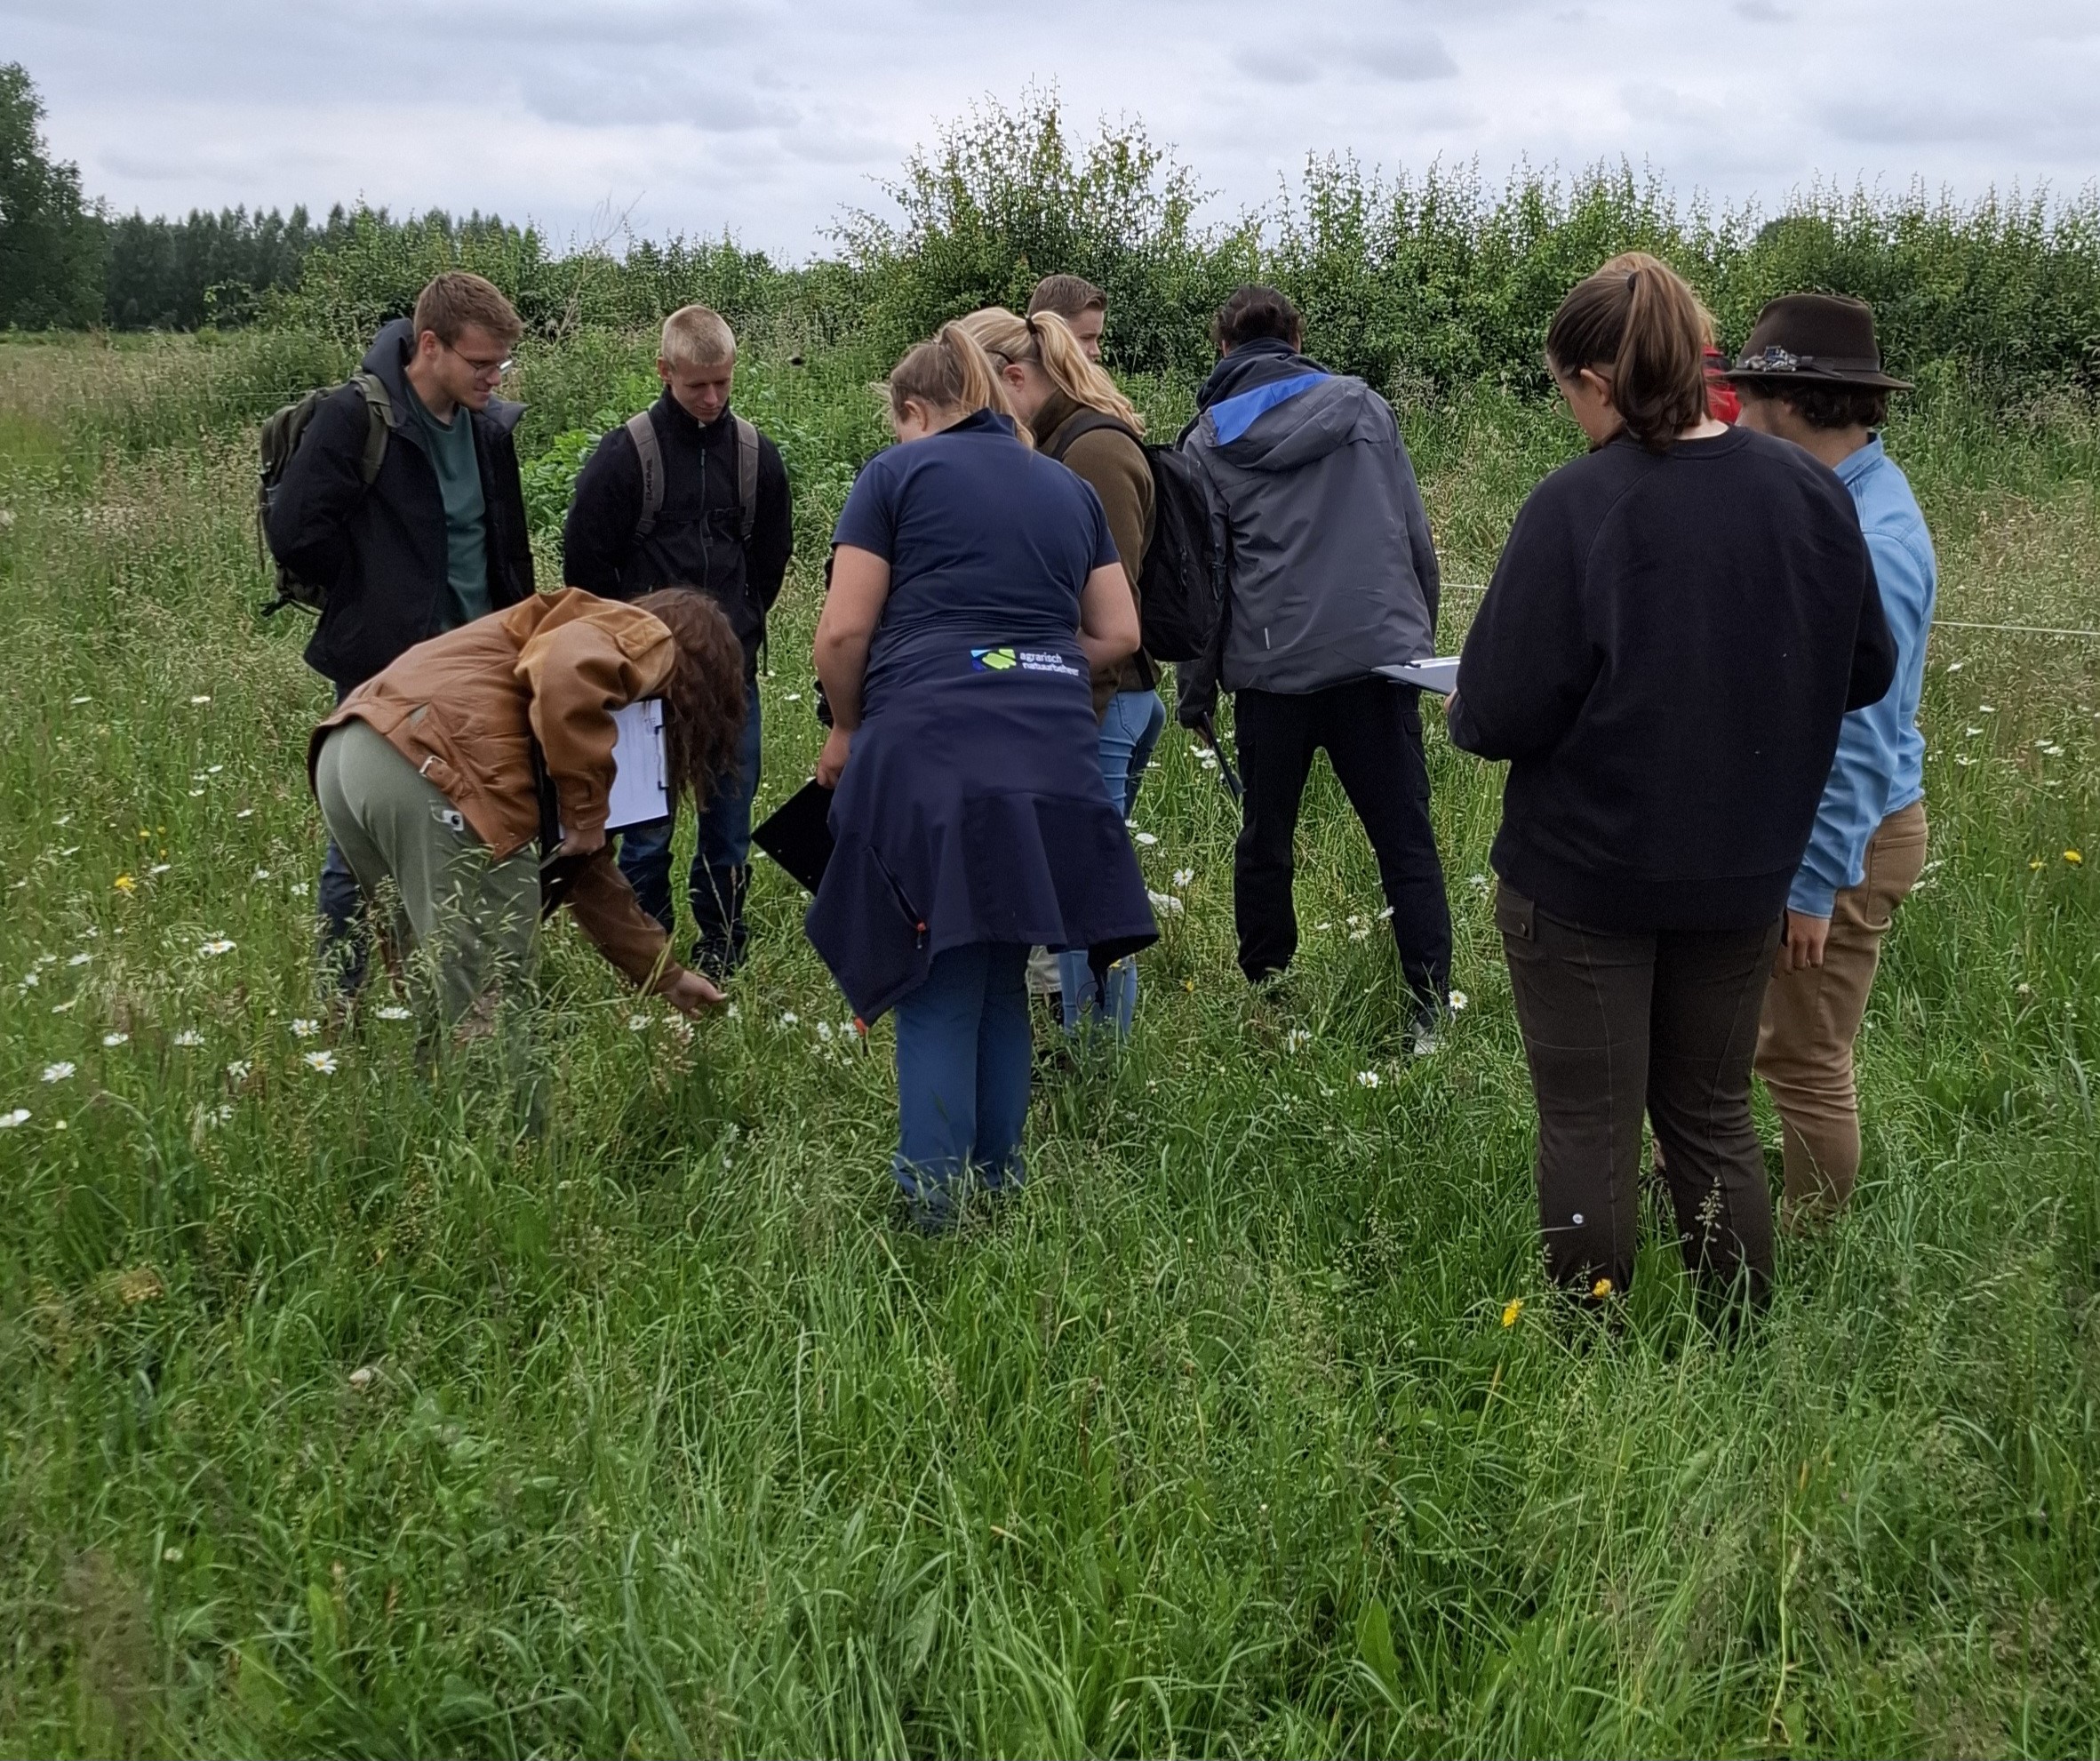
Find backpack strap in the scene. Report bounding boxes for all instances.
[626,411,665,539]
[1043,409,1138,463]
[351,371,392,484]
[733,414,759,544]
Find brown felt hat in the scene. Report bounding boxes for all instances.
[1724,292,1911,389]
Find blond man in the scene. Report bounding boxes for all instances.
[562,304,792,976]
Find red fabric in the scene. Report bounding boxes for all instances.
[1705,347,1740,424]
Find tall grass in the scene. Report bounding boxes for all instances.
[0,332,2096,1757]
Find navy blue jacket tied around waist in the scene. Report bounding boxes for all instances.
[808,409,1159,1021]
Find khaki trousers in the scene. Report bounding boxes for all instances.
[313,718,540,1029]
[1755,800,1928,1219]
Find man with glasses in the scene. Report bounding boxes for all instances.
[267,270,537,997]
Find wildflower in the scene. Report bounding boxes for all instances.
[113,874,137,894]
[1955,755,1976,766]
[225,1060,252,1081]
[2043,745,2065,758]
[1377,906,1394,920]
[67,952,91,966]
[778,1011,800,1028]
[235,808,253,820]
[1355,1069,1380,1089]
[1182,978,1195,992]
[173,1029,202,1047]
[163,1546,183,1563]
[19,971,36,988]
[725,1003,739,1020]
[1133,831,1159,846]
[187,788,204,797]
[1172,868,1194,888]
[148,863,171,875]
[50,1000,75,1013]
[785,692,802,702]
[1467,873,1490,893]
[1979,704,1996,714]
[1501,1297,1523,1327]
[290,882,309,896]
[816,1020,834,1040]
[2066,850,2084,866]
[41,1062,75,1083]
[2031,859,2046,871]
[289,1018,318,1038]
[1965,726,1983,736]
[252,868,270,881]
[1283,1027,1312,1053]
[1592,1277,1613,1299]
[69,693,90,704]
[627,1013,650,1031]
[1,1109,28,1128]
[1449,990,1469,1013]
[189,694,211,705]
[207,764,222,775]
[302,1050,338,1075]
[373,1005,411,1021]
[1147,889,1186,914]
[1946,660,1963,671]
[1313,921,1332,933]
[199,939,235,956]
[102,1032,129,1047]
[348,1365,376,1389]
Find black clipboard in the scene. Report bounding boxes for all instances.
[753,779,835,893]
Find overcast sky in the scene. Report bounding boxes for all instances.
[9,0,2098,256]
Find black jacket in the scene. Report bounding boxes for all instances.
[560,388,793,670]
[267,318,535,692]
[1449,425,1895,934]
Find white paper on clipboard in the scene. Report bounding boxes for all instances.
[561,698,667,836]
[1376,656,1460,696]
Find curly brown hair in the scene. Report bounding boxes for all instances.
[633,589,748,809]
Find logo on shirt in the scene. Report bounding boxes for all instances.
[970,645,1081,677]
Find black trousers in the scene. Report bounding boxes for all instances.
[1233,679,1452,1002]
[1497,882,1781,1306]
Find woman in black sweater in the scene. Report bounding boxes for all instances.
[1448,252,1895,1310]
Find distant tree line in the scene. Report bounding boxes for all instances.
[5,63,2098,404]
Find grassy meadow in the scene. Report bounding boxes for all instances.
[2,329,2098,1757]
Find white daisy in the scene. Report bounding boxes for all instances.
[289,1018,318,1038]
[1355,1069,1380,1089]
[41,1062,76,1083]
[1449,990,1469,1013]
[302,1050,338,1075]
[102,1032,129,1047]
[173,1029,203,1047]
[199,939,235,956]
[373,1005,411,1021]
[1,1109,29,1128]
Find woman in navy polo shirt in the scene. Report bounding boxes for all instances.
[810,324,1156,1231]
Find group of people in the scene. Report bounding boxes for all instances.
[268,248,1936,1307]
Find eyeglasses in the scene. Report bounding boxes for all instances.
[444,340,515,380]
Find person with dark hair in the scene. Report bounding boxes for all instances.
[810,324,1155,1232]
[562,304,794,980]
[1179,283,1452,1050]
[1447,252,1897,1311]
[309,587,745,1042]
[1026,274,1108,361]
[267,270,538,996]
[1727,294,1936,1225]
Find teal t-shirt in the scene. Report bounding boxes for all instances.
[404,382,489,628]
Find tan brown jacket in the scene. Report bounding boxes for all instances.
[1034,390,1157,715]
[309,588,686,995]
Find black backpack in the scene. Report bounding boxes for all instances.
[1043,412,1223,664]
[256,372,393,616]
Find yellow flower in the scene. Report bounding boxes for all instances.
[1592,1277,1613,1299]
[2065,850,2083,866]
[2030,859,2046,871]
[113,874,137,894]
[1501,1298,1524,1328]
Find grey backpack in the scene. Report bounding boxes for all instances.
[626,410,759,542]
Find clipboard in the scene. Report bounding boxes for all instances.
[1376,656,1460,696]
[753,779,836,893]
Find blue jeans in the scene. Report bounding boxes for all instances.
[1058,688,1166,1036]
[893,942,1033,1226]
[618,681,762,973]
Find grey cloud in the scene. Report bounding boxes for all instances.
[1820,90,2100,149]
[1354,31,1459,80]
[519,68,796,131]
[1231,45,1321,85]
[1733,0,1793,20]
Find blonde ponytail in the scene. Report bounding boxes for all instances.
[954,306,1146,436]
[887,322,1016,428]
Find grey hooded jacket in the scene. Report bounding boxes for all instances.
[1178,340,1439,715]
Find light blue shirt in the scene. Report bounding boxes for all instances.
[1790,435,1936,917]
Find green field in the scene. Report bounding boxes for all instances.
[2,331,2097,1757]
